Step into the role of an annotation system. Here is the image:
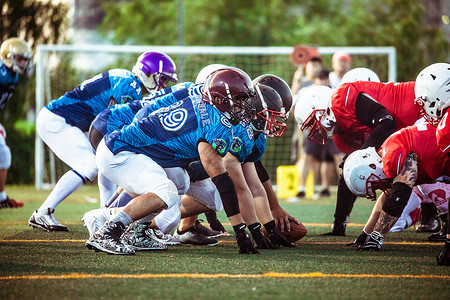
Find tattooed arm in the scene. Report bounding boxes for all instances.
[373,152,418,236]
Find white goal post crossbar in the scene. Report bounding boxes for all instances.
[35,45,396,189]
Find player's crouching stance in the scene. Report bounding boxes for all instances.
[414,63,450,265]
[342,123,450,257]
[86,68,259,255]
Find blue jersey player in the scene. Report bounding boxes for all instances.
[86,67,260,255]
[29,51,177,232]
[0,38,32,209]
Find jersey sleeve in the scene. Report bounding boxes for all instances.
[244,135,267,163]
[200,114,233,157]
[437,112,450,153]
[381,130,408,179]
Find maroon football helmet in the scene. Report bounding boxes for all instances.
[202,67,256,125]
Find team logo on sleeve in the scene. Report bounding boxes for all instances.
[220,115,232,129]
[212,138,228,154]
[231,137,243,153]
[158,107,189,132]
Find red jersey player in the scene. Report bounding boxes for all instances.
[414,62,450,265]
[295,81,421,236]
[343,123,450,252]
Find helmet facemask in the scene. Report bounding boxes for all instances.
[301,107,335,145]
[415,96,442,126]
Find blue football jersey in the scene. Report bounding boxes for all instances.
[229,123,255,163]
[91,100,145,136]
[104,95,234,168]
[0,61,19,110]
[93,82,198,138]
[45,69,143,132]
[145,82,194,101]
[136,82,203,120]
[244,133,267,163]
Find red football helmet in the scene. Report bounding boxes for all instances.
[202,67,255,125]
[252,84,286,137]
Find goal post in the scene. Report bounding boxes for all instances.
[35,44,396,190]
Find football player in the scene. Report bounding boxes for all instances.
[29,51,177,232]
[295,79,421,236]
[342,122,450,253]
[86,68,260,255]
[0,37,32,209]
[413,62,450,265]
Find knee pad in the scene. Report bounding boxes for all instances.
[382,182,412,217]
[0,142,11,169]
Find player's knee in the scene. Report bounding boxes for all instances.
[73,165,98,182]
[161,180,181,209]
[0,143,11,169]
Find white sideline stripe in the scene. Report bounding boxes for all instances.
[0,239,440,246]
[1,272,448,280]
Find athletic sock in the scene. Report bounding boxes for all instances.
[38,170,84,214]
[110,210,133,227]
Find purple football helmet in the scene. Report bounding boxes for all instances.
[132,51,178,93]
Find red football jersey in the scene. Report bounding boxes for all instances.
[381,123,450,184]
[331,81,420,154]
[436,111,450,153]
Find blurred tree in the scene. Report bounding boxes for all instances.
[99,0,448,81]
[1,0,70,183]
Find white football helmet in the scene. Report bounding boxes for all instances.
[294,85,335,145]
[0,37,32,75]
[341,67,380,84]
[343,147,388,200]
[414,63,450,126]
[195,64,228,84]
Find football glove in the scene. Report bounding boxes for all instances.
[269,227,296,247]
[236,230,260,254]
[358,231,383,251]
[346,231,369,247]
[251,228,276,249]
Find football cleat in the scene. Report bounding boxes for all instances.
[436,247,450,266]
[121,223,167,251]
[193,220,222,238]
[323,221,346,236]
[416,215,441,233]
[28,208,69,232]
[174,228,219,246]
[149,229,181,245]
[85,221,135,255]
[0,197,24,209]
[82,208,109,235]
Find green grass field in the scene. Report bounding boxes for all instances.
[1,185,449,300]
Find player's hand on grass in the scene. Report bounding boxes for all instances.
[346,231,369,247]
[236,230,260,254]
[269,227,295,247]
[250,228,276,249]
[357,231,383,251]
